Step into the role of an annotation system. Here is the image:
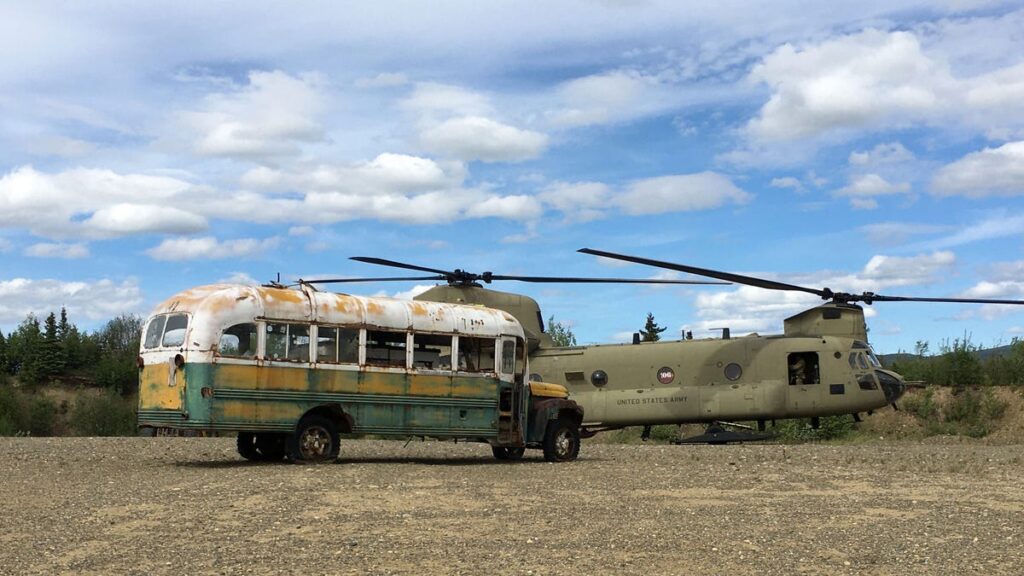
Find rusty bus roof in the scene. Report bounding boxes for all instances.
[148,284,525,343]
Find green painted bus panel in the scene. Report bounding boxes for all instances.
[149,362,503,437]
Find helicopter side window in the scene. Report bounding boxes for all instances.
[787,352,820,385]
[857,353,869,370]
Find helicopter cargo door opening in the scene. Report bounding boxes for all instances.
[786,351,820,416]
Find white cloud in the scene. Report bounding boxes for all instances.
[392,284,434,300]
[906,212,1024,251]
[178,70,326,161]
[0,278,143,325]
[834,174,911,208]
[146,236,281,261]
[400,83,492,117]
[538,182,614,222]
[0,165,206,240]
[82,204,208,236]
[748,30,953,140]
[419,116,548,163]
[617,172,752,215]
[288,226,314,236]
[858,221,950,246]
[24,242,89,259]
[464,194,543,220]
[690,252,955,334]
[550,71,651,127]
[931,141,1024,197]
[770,176,803,191]
[355,72,409,89]
[849,142,915,166]
[240,153,458,195]
[218,272,260,286]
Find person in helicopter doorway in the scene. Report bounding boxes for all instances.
[789,356,807,386]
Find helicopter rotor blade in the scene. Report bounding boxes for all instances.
[349,256,453,276]
[579,248,825,297]
[863,295,1024,305]
[487,274,728,285]
[301,276,448,284]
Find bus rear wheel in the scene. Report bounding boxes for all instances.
[542,417,580,462]
[237,433,287,461]
[492,446,526,461]
[287,415,340,463]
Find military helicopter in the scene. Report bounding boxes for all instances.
[306,251,1024,442]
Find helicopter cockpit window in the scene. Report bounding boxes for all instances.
[788,352,820,385]
[856,353,869,370]
[866,350,882,368]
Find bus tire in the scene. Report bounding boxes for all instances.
[255,433,287,461]
[492,446,526,461]
[542,417,580,462]
[237,432,260,461]
[287,415,340,463]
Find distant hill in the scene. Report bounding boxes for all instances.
[879,343,1017,367]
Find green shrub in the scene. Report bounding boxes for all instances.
[0,387,56,436]
[773,415,857,443]
[0,386,29,435]
[70,390,136,436]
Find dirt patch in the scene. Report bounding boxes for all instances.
[1,437,1021,575]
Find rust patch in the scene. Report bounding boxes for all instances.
[365,301,384,315]
[261,287,306,305]
[409,302,429,317]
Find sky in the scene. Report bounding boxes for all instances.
[2,1,1024,353]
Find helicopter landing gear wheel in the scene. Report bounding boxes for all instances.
[542,417,580,462]
[492,446,526,461]
[287,415,340,463]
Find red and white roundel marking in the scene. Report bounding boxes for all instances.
[657,367,675,384]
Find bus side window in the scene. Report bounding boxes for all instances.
[219,323,258,357]
[287,324,310,361]
[459,337,496,373]
[366,330,407,368]
[413,333,452,370]
[338,328,359,363]
[266,323,287,360]
[318,326,338,363]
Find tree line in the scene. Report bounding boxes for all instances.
[0,308,142,395]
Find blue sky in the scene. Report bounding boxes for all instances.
[2,1,1024,353]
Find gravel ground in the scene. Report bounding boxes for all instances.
[1,437,1022,576]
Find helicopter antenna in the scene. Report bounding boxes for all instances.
[579,248,1024,307]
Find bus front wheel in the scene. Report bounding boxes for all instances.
[542,418,580,462]
[287,415,340,463]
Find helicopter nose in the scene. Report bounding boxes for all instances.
[875,370,906,404]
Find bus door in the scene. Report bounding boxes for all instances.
[497,337,526,446]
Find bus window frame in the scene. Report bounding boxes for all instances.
[312,324,361,366]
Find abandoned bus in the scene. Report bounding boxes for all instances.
[137,283,583,462]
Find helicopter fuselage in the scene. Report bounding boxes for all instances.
[528,334,906,428]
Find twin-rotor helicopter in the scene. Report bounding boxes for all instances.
[296,249,1024,442]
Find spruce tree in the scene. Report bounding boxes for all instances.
[0,329,8,375]
[42,312,65,380]
[639,312,667,342]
